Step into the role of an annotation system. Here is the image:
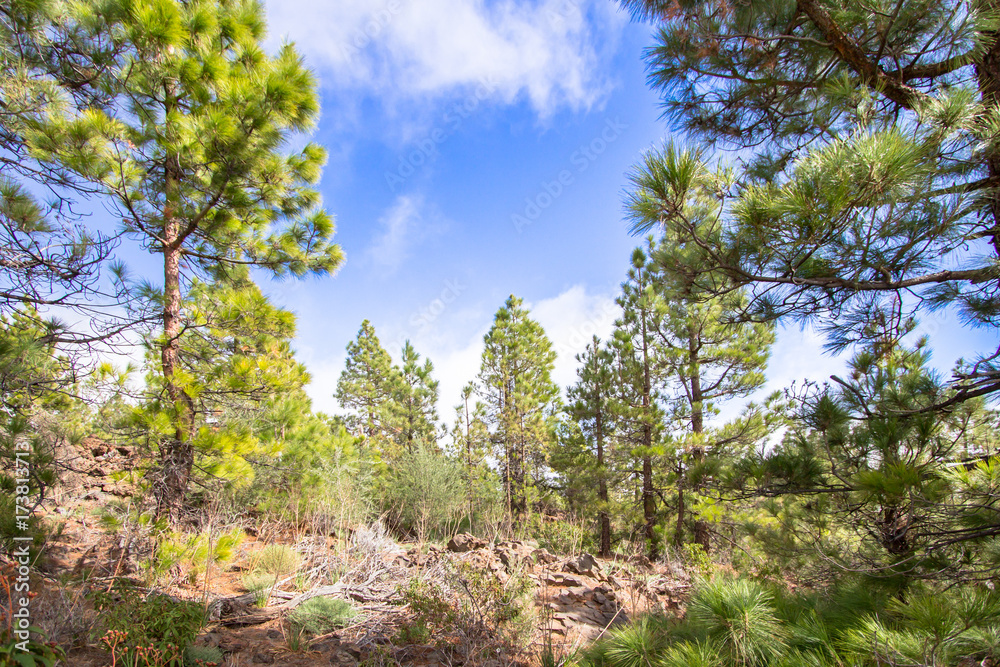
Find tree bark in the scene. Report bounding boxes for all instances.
[688,336,711,553]
[641,307,657,559]
[596,404,611,558]
[976,23,1000,254]
[155,145,194,522]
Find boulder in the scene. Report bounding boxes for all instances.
[565,553,601,577]
[447,533,486,553]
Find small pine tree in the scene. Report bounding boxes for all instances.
[564,336,617,557]
[612,249,668,558]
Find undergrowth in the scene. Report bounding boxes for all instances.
[579,575,1000,667]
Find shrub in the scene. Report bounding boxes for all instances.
[288,597,358,636]
[91,581,205,667]
[156,528,244,585]
[379,446,465,541]
[253,544,299,577]
[241,573,275,607]
[840,588,1000,666]
[529,514,594,556]
[456,560,534,637]
[659,640,721,667]
[397,578,456,645]
[601,616,669,667]
[687,577,788,667]
[396,560,534,656]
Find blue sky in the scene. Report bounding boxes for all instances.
[253,0,997,423]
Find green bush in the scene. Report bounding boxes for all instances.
[91,582,206,667]
[288,597,359,635]
[457,560,534,633]
[840,588,1000,666]
[580,575,1000,667]
[253,544,299,577]
[659,640,721,667]
[600,616,669,667]
[397,577,457,645]
[396,560,535,653]
[379,446,465,541]
[241,572,275,607]
[687,577,788,667]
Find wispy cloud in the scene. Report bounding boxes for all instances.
[266,0,624,118]
[366,194,447,274]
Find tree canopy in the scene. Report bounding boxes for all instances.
[620,0,1000,406]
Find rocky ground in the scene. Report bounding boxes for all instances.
[16,440,691,666]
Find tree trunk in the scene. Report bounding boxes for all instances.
[465,394,475,533]
[688,339,711,553]
[596,407,611,558]
[643,453,656,559]
[513,412,527,517]
[155,148,194,522]
[641,310,657,559]
[674,458,684,548]
[977,26,1000,254]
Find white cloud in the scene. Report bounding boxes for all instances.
[368,194,421,271]
[266,0,623,118]
[531,285,619,392]
[366,194,446,273]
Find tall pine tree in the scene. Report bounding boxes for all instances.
[629,148,777,549]
[37,0,343,518]
[476,295,559,519]
[386,340,440,454]
[335,320,399,457]
[612,249,668,558]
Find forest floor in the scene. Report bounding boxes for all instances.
[18,441,692,666]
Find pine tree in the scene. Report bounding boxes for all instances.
[612,249,668,558]
[335,320,399,457]
[35,0,343,518]
[565,336,617,557]
[743,337,999,586]
[476,295,559,519]
[451,382,493,530]
[628,149,777,550]
[130,276,311,486]
[386,340,440,454]
[618,0,1000,403]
